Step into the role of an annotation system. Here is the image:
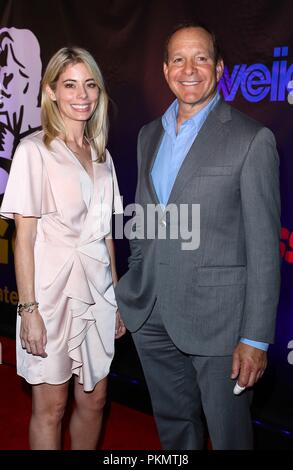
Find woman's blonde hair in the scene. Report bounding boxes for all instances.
[41,47,108,162]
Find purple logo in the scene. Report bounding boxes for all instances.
[219,47,293,103]
[0,27,42,198]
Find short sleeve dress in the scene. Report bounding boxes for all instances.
[0,130,123,391]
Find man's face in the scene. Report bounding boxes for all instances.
[163,27,224,112]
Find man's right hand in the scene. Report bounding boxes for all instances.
[20,310,48,357]
[231,342,267,388]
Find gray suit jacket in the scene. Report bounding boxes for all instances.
[115,98,281,355]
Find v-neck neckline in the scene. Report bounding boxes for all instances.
[57,137,95,185]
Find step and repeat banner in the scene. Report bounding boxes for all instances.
[0,0,293,431]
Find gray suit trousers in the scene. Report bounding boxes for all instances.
[132,302,253,450]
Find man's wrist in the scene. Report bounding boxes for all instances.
[240,338,269,351]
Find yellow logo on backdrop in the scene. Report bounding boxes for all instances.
[0,219,9,264]
[0,286,18,305]
[0,219,18,306]
[0,219,15,264]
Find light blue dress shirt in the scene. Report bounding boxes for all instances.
[152,93,220,206]
[151,92,268,352]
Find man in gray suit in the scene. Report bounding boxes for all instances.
[115,23,280,449]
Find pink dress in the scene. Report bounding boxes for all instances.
[0,130,123,391]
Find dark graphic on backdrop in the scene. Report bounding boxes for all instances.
[0,27,42,332]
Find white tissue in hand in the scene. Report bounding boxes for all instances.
[233,382,246,395]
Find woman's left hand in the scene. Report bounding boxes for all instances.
[115,310,126,339]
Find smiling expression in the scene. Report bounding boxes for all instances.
[47,62,99,126]
[163,27,224,114]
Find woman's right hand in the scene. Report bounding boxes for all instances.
[20,310,48,357]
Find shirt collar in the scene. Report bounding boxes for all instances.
[162,92,221,136]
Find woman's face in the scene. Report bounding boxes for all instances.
[48,62,99,126]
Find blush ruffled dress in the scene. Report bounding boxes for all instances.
[0,131,123,391]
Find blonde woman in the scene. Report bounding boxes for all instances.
[0,47,125,449]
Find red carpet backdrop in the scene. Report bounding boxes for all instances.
[0,0,293,435]
[0,335,161,450]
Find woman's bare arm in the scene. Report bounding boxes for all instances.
[14,215,47,357]
[105,237,126,339]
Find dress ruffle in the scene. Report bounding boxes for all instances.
[65,242,117,391]
[37,237,117,391]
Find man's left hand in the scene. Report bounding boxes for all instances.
[115,310,126,339]
[231,342,267,388]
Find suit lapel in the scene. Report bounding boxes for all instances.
[144,120,164,205]
[167,99,231,205]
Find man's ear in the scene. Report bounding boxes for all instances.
[45,84,56,101]
[163,62,169,83]
[216,59,224,82]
